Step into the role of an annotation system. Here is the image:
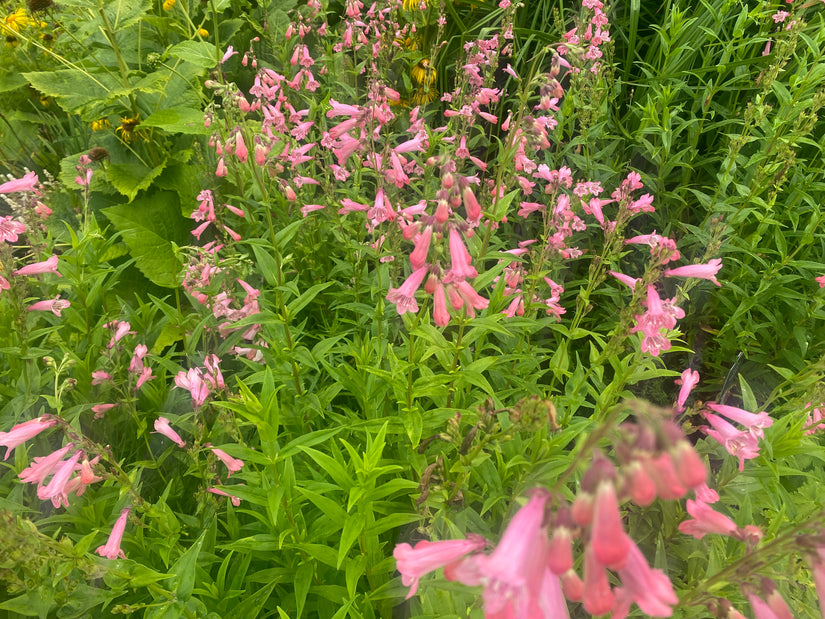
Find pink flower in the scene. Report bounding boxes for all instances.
[702,412,761,471]
[208,487,242,506]
[13,255,61,277]
[772,10,789,22]
[386,267,428,315]
[705,402,773,439]
[409,226,433,270]
[0,171,38,194]
[0,416,57,460]
[129,344,148,373]
[443,228,478,283]
[91,371,112,385]
[135,366,154,389]
[27,297,71,317]
[0,216,26,243]
[301,204,325,217]
[221,45,238,64]
[582,542,615,614]
[665,258,723,286]
[590,481,630,569]
[91,404,116,417]
[107,321,133,348]
[211,447,243,476]
[675,368,700,412]
[395,535,487,598]
[678,499,738,539]
[816,275,825,287]
[612,537,678,617]
[610,270,639,289]
[19,443,75,485]
[37,448,82,507]
[175,368,210,409]
[153,417,186,448]
[0,274,8,291]
[96,508,130,560]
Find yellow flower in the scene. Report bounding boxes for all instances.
[197,27,208,37]
[162,0,176,9]
[4,35,18,47]
[115,115,142,143]
[403,0,428,10]
[2,8,30,34]
[91,118,111,131]
[411,86,438,105]
[411,59,437,87]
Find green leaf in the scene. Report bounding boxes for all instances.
[169,528,208,600]
[23,70,120,117]
[337,513,365,568]
[104,0,152,30]
[287,282,333,316]
[169,41,219,69]
[107,158,169,202]
[293,562,313,619]
[0,72,27,93]
[102,191,190,287]
[141,107,211,135]
[232,582,277,617]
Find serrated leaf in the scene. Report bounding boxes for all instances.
[141,107,211,135]
[102,191,190,287]
[107,158,169,202]
[104,0,152,30]
[169,41,219,69]
[23,70,120,117]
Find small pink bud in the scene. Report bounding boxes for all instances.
[591,481,630,569]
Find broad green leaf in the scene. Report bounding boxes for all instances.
[169,41,219,69]
[23,70,121,117]
[141,107,211,135]
[107,158,169,202]
[104,0,152,30]
[102,191,190,287]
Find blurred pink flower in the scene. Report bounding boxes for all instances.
[0,416,57,460]
[153,417,186,448]
[13,255,61,277]
[0,216,26,243]
[394,534,486,598]
[817,275,825,287]
[211,447,243,476]
[0,171,38,193]
[19,443,75,485]
[91,371,112,385]
[175,368,210,409]
[678,499,738,539]
[591,481,630,569]
[208,487,242,506]
[96,508,130,560]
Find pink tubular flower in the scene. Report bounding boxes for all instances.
[0,416,57,460]
[444,227,478,283]
[91,404,116,418]
[175,368,210,409]
[135,366,154,390]
[211,447,243,476]
[13,255,61,277]
[705,402,773,439]
[19,443,75,485]
[37,448,83,507]
[96,508,130,560]
[665,258,723,286]
[0,216,27,243]
[395,534,487,598]
[816,275,825,287]
[91,371,112,385]
[678,499,738,539]
[386,266,428,315]
[107,320,133,348]
[612,537,678,618]
[675,368,700,412]
[0,171,38,194]
[153,417,186,448]
[590,481,630,569]
[208,487,242,506]
[703,412,761,471]
[27,297,70,317]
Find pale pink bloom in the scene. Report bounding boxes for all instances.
[0,416,57,460]
[762,40,772,56]
[610,270,639,289]
[703,412,761,470]
[175,368,210,409]
[645,453,687,500]
[0,171,38,193]
[0,274,9,290]
[223,224,241,242]
[96,507,130,559]
[106,321,133,348]
[665,258,723,286]
[13,255,61,277]
[633,285,680,337]
[129,344,148,373]
[0,216,26,243]
[221,45,238,64]
[135,366,154,389]
[301,204,325,217]
[211,447,243,476]
[91,404,116,417]
[395,534,486,598]
[208,487,242,506]
[153,417,186,448]
[452,280,489,317]
[339,199,370,215]
[582,542,614,615]
[612,536,677,618]
[672,441,707,489]
[462,186,481,224]
[409,226,433,270]
[234,132,248,163]
[91,371,112,385]
[678,499,738,539]
[772,10,789,22]
[37,448,82,507]
[19,443,75,485]
[223,203,245,217]
[706,402,773,439]
[816,275,825,287]
[386,267,428,315]
[215,157,228,177]
[27,297,70,317]
[693,481,719,504]
[804,402,825,435]
[590,481,630,569]
[204,354,225,389]
[625,460,657,506]
[675,368,700,411]
[34,201,52,218]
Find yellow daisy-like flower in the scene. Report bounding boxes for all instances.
[402,0,428,10]
[91,118,111,131]
[411,59,437,87]
[411,86,438,105]
[5,35,18,47]
[115,115,141,143]
[162,0,176,9]
[197,27,208,37]
[2,8,30,34]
